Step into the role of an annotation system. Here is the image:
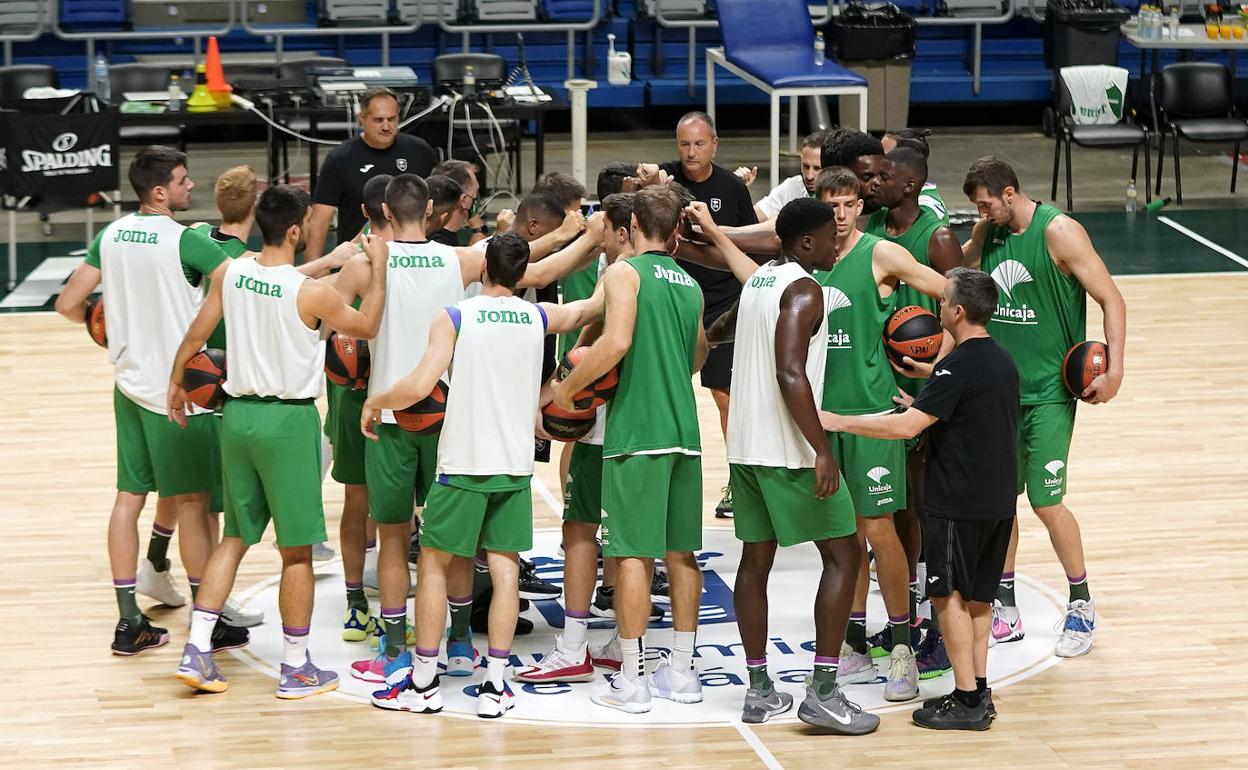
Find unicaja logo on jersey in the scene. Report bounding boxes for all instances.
[866,466,893,498]
[825,288,853,349]
[990,260,1037,325]
[1044,459,1065,490]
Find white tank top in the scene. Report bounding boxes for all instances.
[437,295,548,477]
[726,260,828,469]
[369,240,464,423]
[222,258,324,400]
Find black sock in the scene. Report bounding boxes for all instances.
[954,688,981,708]
[976,676,988,693]
[146,524,173,572]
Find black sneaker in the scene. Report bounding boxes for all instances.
[211,619,250,652]
[590,585,616,618]
[714,485,733,518]
[650,569,671,604]
[923,688,995,719]
[912,693,992,731]
[408,530,421,566]
[518,558,561,601]
[111,614,170,656]
[470,586,534,636]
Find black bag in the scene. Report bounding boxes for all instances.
[830,3,917,63]
[0,106,120,199]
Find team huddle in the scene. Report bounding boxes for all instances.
[57,110,1125,732]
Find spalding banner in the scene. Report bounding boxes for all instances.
[0,107,119,199]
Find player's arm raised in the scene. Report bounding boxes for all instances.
[552,261,639,410]
[517,212,607,289]
[776,279,839,499]
[361,310,457,439]
[167,261,230,427]
[303,232,388,338]
[928,226,965,274]
[298,239,360,278]
[1048,216,1126,404]
[528,210,588,262]
[684,201,763,284]
[876,240,947,301]
[962,219,989,269]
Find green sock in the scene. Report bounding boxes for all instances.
[471,560,491,599]
[847,615,868,654]
[382,613,406,659]
[889,616,910,649]
[1068,573,1091,603]
[812,660,837,698]
[746,660,773,694]
[448,596,473,642]
[146,525,173,572]
[997,573,1017,607]
[115,581,141,623]
[346,585,368,613]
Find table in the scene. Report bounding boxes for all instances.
[1122,23,1248,132]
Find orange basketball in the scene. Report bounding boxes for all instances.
[1062,340,1109,400]
[325,332,370,390]
[394,380,449,434]
[86,294,107,348]
[556,346,619,410]
[883,305,943,365]
[541,402,596,442]
[184,348,227,411]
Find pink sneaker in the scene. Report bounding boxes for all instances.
[351,652,390,684]
[989,602,1024,647]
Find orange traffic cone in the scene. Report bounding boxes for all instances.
[205,36,232,108]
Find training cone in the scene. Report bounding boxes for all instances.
[187,63,217,112]
[204,36,232,108]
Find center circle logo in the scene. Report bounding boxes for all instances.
[231,528,1067,726]
[52,133,78,152]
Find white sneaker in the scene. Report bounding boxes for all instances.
[220,597,264,628]
[136,559,186,607]
[883,644,919,702]
[513,638,595,683]
[477,679,516,718]
[363,549,380,594]
[648,659,703,704]
[1054,599,1096,658]
[836,642,878,685]
[589,635,623,671]
[312,542,336,562]
[591,672,652,714]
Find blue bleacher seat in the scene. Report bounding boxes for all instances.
[543,0,596,21]
[60,0,128,26]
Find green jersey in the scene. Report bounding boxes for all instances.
[920,182,949,225]
[981,203,1085,405]
[192,222,248,350]
[558,256,603,358]
[866,208,943,397]
[814,232,897,414]
[602,251,704,458]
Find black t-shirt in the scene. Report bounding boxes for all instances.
[912,337,1021,522]
[429,228,460,247]
[660,161,757,316]
[313,134,437,246]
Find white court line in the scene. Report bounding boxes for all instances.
[1158,216,1248,270]
[734,723,784,770]
[531,472,564,517]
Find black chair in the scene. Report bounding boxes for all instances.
[1153,62,1248,205]
[276,57,350,84]
[0,64,57,99]
[1051,66,1151,212]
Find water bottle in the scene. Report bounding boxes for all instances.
[94,52,110,103]
[814,31,826,67]
[463,64,476,101]
[1125,179,1138,213]
[1168,7,1180,39]
[167,73,182,112]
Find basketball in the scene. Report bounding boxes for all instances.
[883,305,943,364]
[184,348,227,411]
[85,294,107,348]
[541,402,596,442]
[556,345,619,410]
[325,332,370,390]
[1062,340,1109,400]
[394,380,449,434]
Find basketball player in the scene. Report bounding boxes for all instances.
[168,184,388,697]
[752,131,826,222]
[361,232,602,718]
[692,197,880,734]
[55,146,225,656]
[810,167,949,702]
[822,129,887,214]
[961,158,1126,657]
[553,186,708,715]
[881,128,949,224]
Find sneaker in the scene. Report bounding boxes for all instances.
[175,643,228,693]
[1054,599,1096,658]
[518,558,562,601]
[989,601,1024,646]
[312,542,336,562]
[370,626,417,653]
[407,530,420,567]
[446,639,478,677]
[372,655,443,713]
[884,644,919,702]
[470,590,534,635]
[714,485,733,518]
[912,693,991,731]
[111,614,170,656]
[276,656,340,699]
[590,586,616,618]
[590,635,623,671]
[916,628,952,680]
[650,569,671,604]
[342,607,378,642]
[221,597,264,628]
[363,550,380,594]
[136,560,186,607]
[797,683,880,735]
[477,679,516,718]
[867,549,877,584]
[924,688,996,720]
[868,621,923,659]
[648,659,703,703]
[350,652,390,684]
[210,619,250,652]
[742,687,794,723]
[835,643,878,685]
[514,638,594,683]
[592,672,652,714]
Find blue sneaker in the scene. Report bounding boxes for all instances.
[868,620,924,659]
[372,653,443,713]
[1055,599,1096,658]
[446,639,477,677]
[175,643,228,693]
[275,656,339,700]
[916,628,952,680]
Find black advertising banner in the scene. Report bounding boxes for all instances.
[0,107,120,198]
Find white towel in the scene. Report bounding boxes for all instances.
[1061,65,1130,126]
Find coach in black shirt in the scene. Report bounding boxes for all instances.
[304,87,437,262]
[821,266,1019,732]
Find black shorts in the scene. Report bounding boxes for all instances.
[701,342,733,390]
[924,516,1013,603]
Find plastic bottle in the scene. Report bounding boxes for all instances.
[94,52,110,103]
[1168,7,1180,39]
[607,33,632,85]
[1125,180,1138,213]
[814,31,826,67]
[463,64,476,101]
[167,74,182,111]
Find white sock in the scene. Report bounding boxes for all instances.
[620,636,644,682]
[281,626,310,667]
[412,650,438,687]
[672,630,696,672]
[188,607,218,653]
[563,615,589,651]
[486,655,508,687]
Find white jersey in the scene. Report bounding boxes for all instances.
[726,260,827,469]
[437,295,548,477]
[91,213,225,414]
[756,174,811,220]
[221,258,323,400]
[369,240,464,423]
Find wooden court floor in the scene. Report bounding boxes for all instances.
[3,273,1247,769]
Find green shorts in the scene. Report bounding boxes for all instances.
[326,380,368,486]
[220,398,327,548]
[601,452,703,559]
[114,387,221,497]
[730,464,856,546]
[1017,401,1076,507]
[365,422,440,524]
[827,430,907,517]
[420,474,533,557]
[563,442,604,525]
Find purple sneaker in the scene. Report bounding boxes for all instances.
[175,643,228,693]
[276,656,339,700]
